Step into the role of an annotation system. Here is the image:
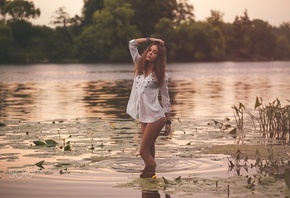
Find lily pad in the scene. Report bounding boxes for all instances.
[33,141,46,146]
[45,139,58,147]
[35,160,45,169]
[64,145,71,151]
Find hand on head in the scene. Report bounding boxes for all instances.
[152,38,164,46]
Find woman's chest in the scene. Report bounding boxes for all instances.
[135,75,158,90]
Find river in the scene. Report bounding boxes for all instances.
[1,61,289,121]
[0,62,290,198]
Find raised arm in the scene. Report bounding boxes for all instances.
[128,37,165,64]
[134,37,164,46]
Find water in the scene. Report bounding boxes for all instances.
[1,61,289,121]
[1,62,290,197]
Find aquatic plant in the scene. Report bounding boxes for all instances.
[228,147,290,189]
[251,97,290,142]
[231,97,290,143]
[35,160,45,169]
[232,102,245,129]
[33,139,58,147]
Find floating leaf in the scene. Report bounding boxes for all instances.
[162,177,169,184]
[255,96,262,109]
[45,139,58,147]
[64,145,71,151]
[175,176,181,181]
[229,128,236,134]
[33,141,46,146]
[35,160,45,169]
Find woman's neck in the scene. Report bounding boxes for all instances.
[145,63,154,77]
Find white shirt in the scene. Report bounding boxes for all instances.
[126,39,171,123]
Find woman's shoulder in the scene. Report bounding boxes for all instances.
[129,39,138,46]
[129,39,140,64]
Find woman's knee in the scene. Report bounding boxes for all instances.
[139,149,147,159]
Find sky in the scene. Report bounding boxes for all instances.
[30,0,290,27]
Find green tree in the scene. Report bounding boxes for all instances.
[46,27,74,62]
[279,22,290,41]
[81,0,104,27]
[50,7,70,28]
[274,22,290,60]
[163,21,225,62]
[0,24,13,63]
[248,19,275,60]
[173,0,194,24]
[2,0,40,22]
[9,20,33,48]
[152,18,176,61]
[206,10,224,27]
[0,0,7,22]
[275,35,290,59]
[230,10,252,60]
[26,25,53,62]
[76,0,140,62]
[126,0,177,36]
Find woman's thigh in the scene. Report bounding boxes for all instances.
[140,117,166,148]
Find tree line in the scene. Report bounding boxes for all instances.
[0,0,290,64]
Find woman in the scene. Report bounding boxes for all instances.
[126,37,171,178]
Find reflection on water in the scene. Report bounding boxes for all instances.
[0,62,290,122]
[142,190,163,198]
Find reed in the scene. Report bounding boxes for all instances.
[251,97,290,142]
[232,97,290,143]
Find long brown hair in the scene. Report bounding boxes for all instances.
[136,43,167,87]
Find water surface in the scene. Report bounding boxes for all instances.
[0,62,290,197]
[1,62,289,121]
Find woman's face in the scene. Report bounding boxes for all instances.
[146,45,158,62]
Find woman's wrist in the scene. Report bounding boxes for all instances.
[146,37,150,44]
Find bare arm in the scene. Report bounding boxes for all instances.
[135,37,164,46]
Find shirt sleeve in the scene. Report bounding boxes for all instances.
[128,39,141,64]
[160,73,171,113]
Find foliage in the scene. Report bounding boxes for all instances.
[232,97,290,143]
[229,147,290,189]
[252,97,290,140]
[206,10,224,26]
[0,0,290,64]
[126,0,177,37]
[232,102,245,129]
[50,7,70,28]
[76,0,140,62]
[81,0,104,27]
[0,23,13,62]
[2,0,40,22]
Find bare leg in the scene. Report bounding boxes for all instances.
[141,124,155,159]
[140,165,156,178]
[140,117,166,167]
